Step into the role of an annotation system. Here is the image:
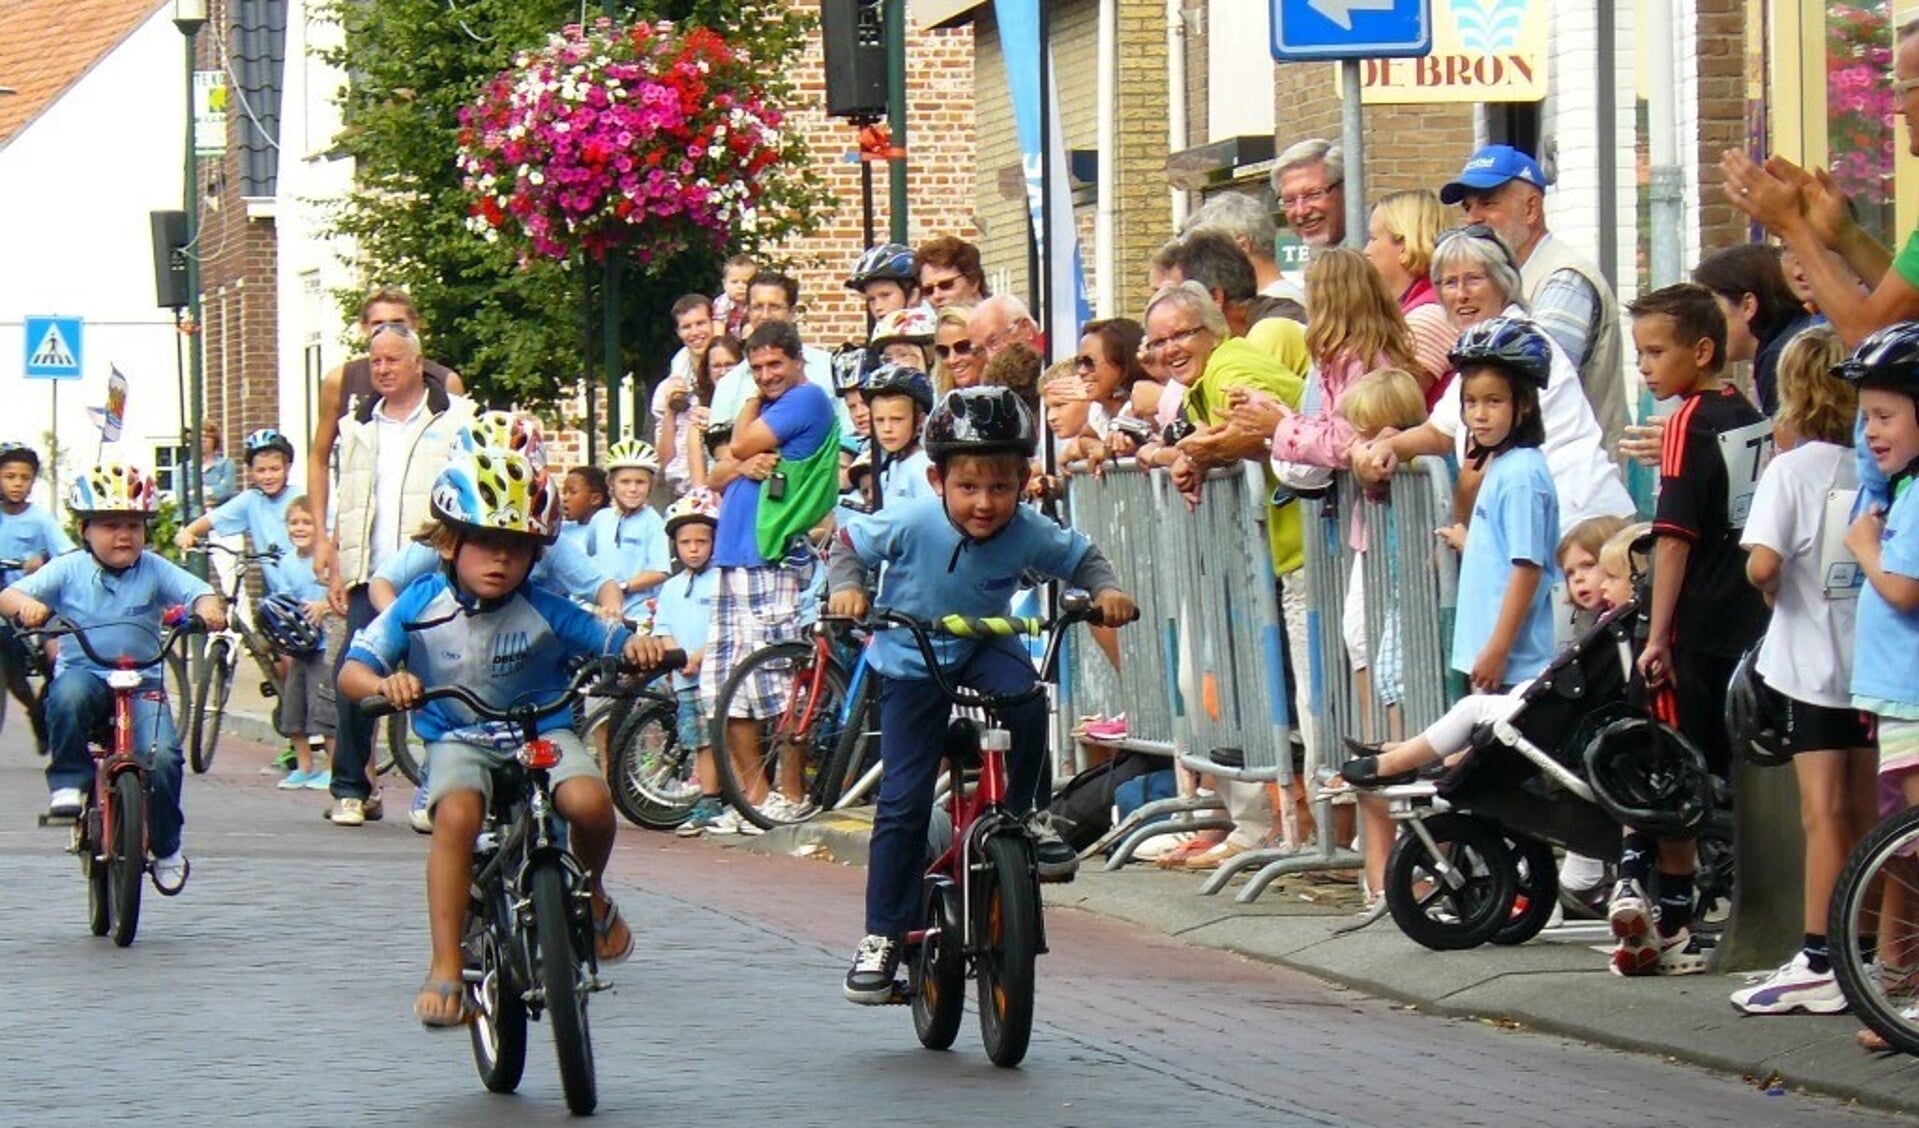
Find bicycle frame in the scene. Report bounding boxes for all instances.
[473,748,598,1013]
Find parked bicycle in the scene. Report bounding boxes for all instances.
[873,592,1101,1068]
[359,654,679,1114]
[182,542,284,773]
[1831,806,1919,1053]
[29,611,205,948]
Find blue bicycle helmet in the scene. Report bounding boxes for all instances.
[846,243,918,291]
[923,386,1037,463]
[831,344,869,397]
[1448,317,1552,389]
[1833,321,1919,395]
[257,592,324,658]
[860,363,935,414]
[243,428,295,465]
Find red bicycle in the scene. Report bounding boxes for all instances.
[31,611,204,948]
[875,591,1103,1068]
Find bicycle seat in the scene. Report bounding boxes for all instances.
[943,717,982,771]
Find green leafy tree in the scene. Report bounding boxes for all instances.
[317,0,830,414]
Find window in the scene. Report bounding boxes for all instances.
[1824,2,1897,248]
[153,444,189,505]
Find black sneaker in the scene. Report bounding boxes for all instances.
[1028,811,1080,883]
[843,934,901,1004]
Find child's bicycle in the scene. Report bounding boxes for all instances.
[357,652,681,1115]
[183,542,286,773]
[0,557,52,750]
[866,591,1103,1068]
[28,611,206,948]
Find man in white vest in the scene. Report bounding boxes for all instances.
[323,323,476,827]
[1441,145,1629,460]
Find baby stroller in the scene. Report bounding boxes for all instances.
[1375,554,1736,951]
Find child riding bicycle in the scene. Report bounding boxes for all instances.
[822,386,1138,1003]
[0,464,227,895]
[0,440,73,752]
[337,447,651,1028]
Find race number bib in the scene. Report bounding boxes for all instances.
[1820,488,1864,599]
[1717,421,1774,527]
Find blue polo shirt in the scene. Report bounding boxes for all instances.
[10,550,212,685]
[648,565,719,690]
[587,505,671,612]
[373,537,614,606]
[1854,478,1919,711]
[206,487,300,595]
[713,382,836,569]
[838,496,1092,679]
[1450,447,1560,684]
[0,502,73,585]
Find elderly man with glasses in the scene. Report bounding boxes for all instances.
[1273,138,1346,252]
[966,295,1041,366]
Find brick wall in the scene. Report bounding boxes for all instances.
[1692,0,1746,254]
[1113,2,1173,316]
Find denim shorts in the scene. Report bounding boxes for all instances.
[674,685,706,750]
[424,728,601,809]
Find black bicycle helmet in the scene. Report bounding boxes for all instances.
[923,386,1038,463]
[0,441,40,474]
[1582,716,1713,836]
[846,242,918,291]
[1833,321,1919,394]
[257,592,324,658]
[1725,647,1791,768]
[860,363,935,414]
[243,428,296,465]
[831,343,869,396]
[1448,316,1552,389]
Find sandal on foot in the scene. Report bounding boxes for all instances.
[414,977,467,1028]
[594,899,634,965]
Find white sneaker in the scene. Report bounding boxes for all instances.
[706,807,748,837]
[47,787,84,818]
[150,851,190,896]
[1131,830,1195,862]
[1731,951,1848,1015]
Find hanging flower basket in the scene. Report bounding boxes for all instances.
[457,19,800,265]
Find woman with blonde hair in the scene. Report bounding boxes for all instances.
[1365,189,1458,404]
[931,304,981,393]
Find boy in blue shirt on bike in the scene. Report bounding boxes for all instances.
[337,447,650,1027]
[823,386,1137,1003]
[173,429,302,593]
[0,441,73,753]
[0,464,226,895]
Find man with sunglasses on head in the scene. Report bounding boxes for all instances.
[1440,146,1627,458]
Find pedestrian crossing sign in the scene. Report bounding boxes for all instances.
[23,315,83,380]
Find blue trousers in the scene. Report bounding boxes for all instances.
[864,645,1046,939]
[328,585,379,800]
[45,668,186,857]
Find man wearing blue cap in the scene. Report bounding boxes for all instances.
[1440,144,1627,461]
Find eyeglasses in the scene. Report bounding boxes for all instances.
[924,273,969,295]
[1435,223,1520,272]
[1434,272,1490,294]
[1073,355,1098,372]
[747,301,791,316]
[1279,185,1341,211]
[934,340,975,360]
[1142,325,1210,354]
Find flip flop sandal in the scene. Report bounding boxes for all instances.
[594,900,634,965]
[414,977,467,1029]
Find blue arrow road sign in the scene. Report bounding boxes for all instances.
[1272,0,1433,61]
[23,315,83,380]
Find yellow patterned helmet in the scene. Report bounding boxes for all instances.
[461,410,548,472]
[603,438,659,475]
[429,449,560,543]
[68,463,159,520]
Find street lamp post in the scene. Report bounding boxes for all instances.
[174,0,206,538]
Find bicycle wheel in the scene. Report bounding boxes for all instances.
[1384,813,1516,952]
[379,711,422,785]
[607,702,698,831]
[910,878,964,1051]
[713,640,847,831]
[818,673,876,812]
[109,772,145,948]
[1832,806,1919,1055]
[189,638,233,774]
[469,905,528,1094]
[531,861,596,1115]
[164,649,192,738]
[83,804,109,937]
[1491,835,1559,947]
[975,833,1039,1068]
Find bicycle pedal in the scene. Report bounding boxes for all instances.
[36,813,78,828]
[589,975,614,993]
[259,682,278,699]
[883,980,914,1005]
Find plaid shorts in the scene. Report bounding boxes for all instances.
[700,563,812,720]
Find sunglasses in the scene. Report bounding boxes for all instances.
[1435,223,1520,272]
[369,321,416,340]
[934,340,976,360]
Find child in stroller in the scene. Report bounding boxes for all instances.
[1339,526,1734,952]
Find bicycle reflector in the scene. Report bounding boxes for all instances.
[162,605,187,627]
[519,738,562,771]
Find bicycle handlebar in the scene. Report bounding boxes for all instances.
[865,590,1103,711]
[191,543,284,564]
[23,613,207,671]
[356,650,687,722]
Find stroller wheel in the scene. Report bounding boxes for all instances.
[1491,835,1559,946]
[1385,813,1517,951]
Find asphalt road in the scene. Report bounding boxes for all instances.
[0,721,1905,1127]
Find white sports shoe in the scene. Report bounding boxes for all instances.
[47,787,84,818]
[1731,951,1848,1015]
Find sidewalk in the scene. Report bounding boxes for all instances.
[734,808,1919,1116]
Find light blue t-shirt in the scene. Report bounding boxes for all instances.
[277,551,327,602]
[878,449,934,509]
[649,565,719,691]
[0,502,73,585]
[346,574,630,742]
[587,505,671,613]
[206,487,300,595]
[1853,478,1919,709]
[373,538,614,606]
[839,496,1092,679]
[713,382,837,569]
[11,550,212,685]
[557,518,595,559]
[1450,447,1560,684]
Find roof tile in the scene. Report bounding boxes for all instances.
[0,0,169,149]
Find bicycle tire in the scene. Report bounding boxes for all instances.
[607,702,698,831]
[712,640,847,830]
[381,711,422,785]
[819,675,875,812]
[469,911,528,1094]
[84,804,109,937]
[910,878,964,1051]
[1832,806,1919,1055]
[164,649,192,738]
[975,833,1039,1067]
[1384,813,1516,952]
[531,861,596,1115]
[189,638,233,774]
[109,771,144,948]
[1491,835,1559,947]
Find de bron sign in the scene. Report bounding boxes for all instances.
[1361,49,1537,89]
